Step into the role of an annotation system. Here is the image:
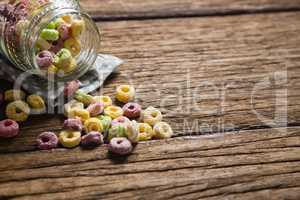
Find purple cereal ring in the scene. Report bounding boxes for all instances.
[111,116,130,128]
[58,24,70,40]
[122,103,142,119]
[36,50,53,68]
[64,80,81,98]
[0,119,19,138]
[36,132,58,150]
[86,102,104,117]
[81,131,103,148]
[108,137,133,156]
[49,39,64,54]
[63,118,83,131]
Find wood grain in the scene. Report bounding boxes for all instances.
[0,127,299,199]
[79,0,300,20]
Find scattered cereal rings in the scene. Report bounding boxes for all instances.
[36,132,58,150]
[68,108,90,122]
[108,124,127,141]
[59,130,81,148]
[126,120,139,143]
[108,137,133,156]
[94,96,112,108]
[86,102,104,117]
[142,106,163,126]
[115,85,135,103]
[81,131,103,149]
[137,123,153,141]
[0,119,19,138]
[4,89,26,102]
[64,100,84,117]
[26,94,46,113]
[63,118,83,131]
[104,106,123,119]
[97,115,112,131]
[84,117,103,133]
[64,37,81,56]
[122,102,141,119]
[74,90,95,106]
[153,122,173,139]
[6,100,30,122]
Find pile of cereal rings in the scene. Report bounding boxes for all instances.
[0,82,173,156]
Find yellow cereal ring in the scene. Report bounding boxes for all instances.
[142,106,163,126]
[64,100,84,117]
[62,58,77,73]
[68,108,90,122]
[59,130,81,148]
[6,100,30,122]
[94,96,112,108]
[4,90,26,102]
[71,19,85,38]
[104,106,123,119]
[137,123,154,141]
[61,15,73,25]
[115,85,135,103]
[64,37,81,56]
[84,117,103,133]
[26,94,46,114]
[47,65,59,74]
[153,122,173,139]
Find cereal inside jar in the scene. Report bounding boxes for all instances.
[0,0,100,81]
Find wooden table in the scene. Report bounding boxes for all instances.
[1,0,300,199]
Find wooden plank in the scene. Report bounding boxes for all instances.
[1,12,300,153]
[80,0,300,19]
[0,127,299,199]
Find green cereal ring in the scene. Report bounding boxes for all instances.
[36,37,52,50]
[97,115,112,131]
[59,130,81,148]
[108,124,127,141]
[54,18,65,28]
[74,90,95,106]
[56,48,72,68]
[6,100,30,122]
[47,21,56,29]
[40,29,59,41]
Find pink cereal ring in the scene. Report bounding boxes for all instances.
[122,102,142,119]
[63,118,83,131]
[64,80,81,98]
[111,116,131,128]
[0,119,19,138]
[36,50,53,68]
[49,39,64,54]
[58,24,70,40]
[86,102,104,117]
[36,132,58,150]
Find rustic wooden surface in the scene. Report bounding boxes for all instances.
[0,0,300,199]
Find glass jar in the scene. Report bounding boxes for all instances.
[0,0,100,82]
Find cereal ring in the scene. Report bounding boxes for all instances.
[108,137,133,156]
[62,58,77,73]
[6,100,30,122]
[54,17,65,28]
[84,117,103,133]
[137,123,153,141]
[26,94,46,110]
[115,85,135,103]
[74,90,95,106]
[122,102,141,119]
[108,124,127,141]
[46,21,56,29]
[70,19,85,38]
[94,96,112,108]
[56,48,72,69]
[4,89,26,102]
[104,106,123,119]
[59,130,81,148]
[36,132,58,150]
[97,115,112,131]
[64,37,81,56]
[63,118,83,131]
[68,108,90,122]
[61,15,73,25]
[58,23,70,40]
[64,100,84,117]
[86,102,104,117]
[36,50,53,68]
[40,29,59,41]
[49,39,64,54]
[0,119,19,138]
[81,131,103,148]
[153,122,173,139]
[111,116,130,128]
[126,120,139,143]
[36,37,52,50]
[47,65,59,74]
[142,106,163,126]
[64,80,81,98]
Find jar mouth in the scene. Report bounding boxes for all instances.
[27,8,100,82]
